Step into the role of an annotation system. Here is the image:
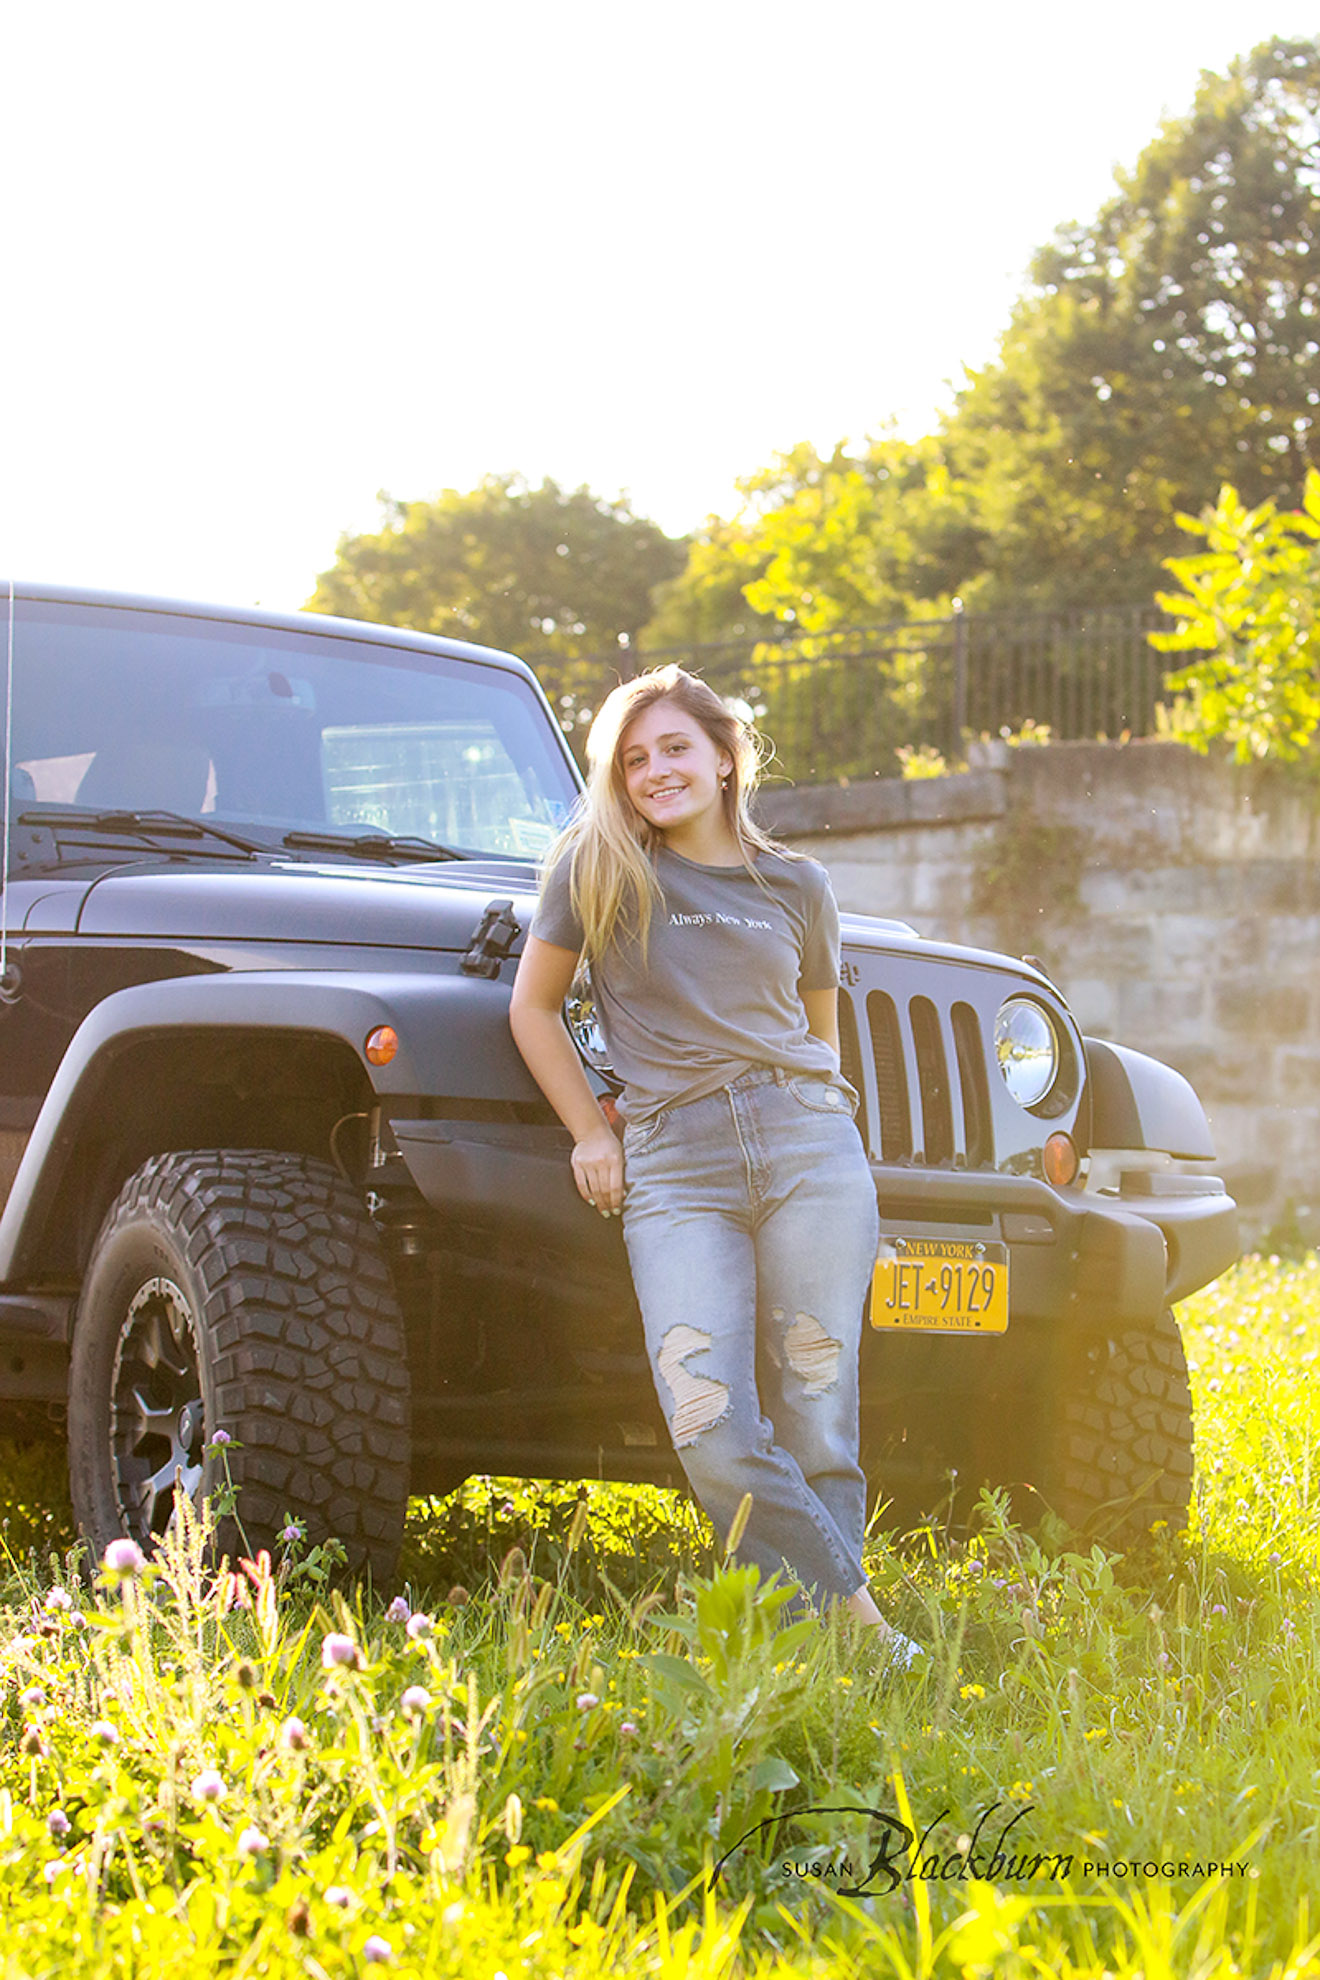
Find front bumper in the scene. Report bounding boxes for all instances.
[865,1164,1237,1326]
[388,1118,1238,1329]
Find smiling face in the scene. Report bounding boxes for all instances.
[619,698,735,846]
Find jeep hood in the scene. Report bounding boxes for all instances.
[50,857,546,953]
[39,857,1049,990]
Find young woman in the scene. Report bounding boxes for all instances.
[509,666,923,1667]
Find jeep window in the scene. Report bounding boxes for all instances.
[8,600,578,859]
[321,721,557,857]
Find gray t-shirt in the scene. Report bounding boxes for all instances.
[531,843,848,1123]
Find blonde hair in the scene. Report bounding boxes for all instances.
[541,665,789,964]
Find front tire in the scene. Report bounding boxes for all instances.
[861,1306,1195,1551]
[68,1150,411,1582]
[1032,1306,1194,1547]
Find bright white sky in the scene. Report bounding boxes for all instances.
[2,2,1314,611]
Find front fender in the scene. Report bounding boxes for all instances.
[0,969,540,1284]
[1083,1038,1216,1161]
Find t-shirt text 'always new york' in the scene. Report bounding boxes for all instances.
[531,844,846,1123]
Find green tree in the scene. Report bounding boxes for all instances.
[946,34,1320,606]
[1151,471,1320,761]
[643,436,982,647]
[638,440,977,782]
[737,437,981,633]
[307,475,687,730]
[646,34,1320,639]
[640,507,782,652]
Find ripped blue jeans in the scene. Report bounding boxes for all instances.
[622,1065,881,1613]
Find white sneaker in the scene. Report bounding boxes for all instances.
[873,1627,927,1676]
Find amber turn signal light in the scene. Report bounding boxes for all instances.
[364,1025,399,1066]
[1043,1131,1079,1188]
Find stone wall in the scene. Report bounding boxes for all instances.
[757,740,1320,1244]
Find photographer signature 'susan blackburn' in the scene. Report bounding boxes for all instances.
[710,1801,1059,1897]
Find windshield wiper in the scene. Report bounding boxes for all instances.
[281,829,465,863]
[19,807,267,856]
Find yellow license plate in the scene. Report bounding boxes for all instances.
[870,1238,1009,1334]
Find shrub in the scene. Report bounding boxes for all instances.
[1151,472,1320,763]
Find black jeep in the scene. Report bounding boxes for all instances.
[0,585,1239,1577]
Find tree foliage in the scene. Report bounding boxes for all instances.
[645,34,1320,640]
[636,440,978,780]
[948,33,1320,608]
[1151,470,1320,761]
[643,436,983,646]
[307,475,686,727]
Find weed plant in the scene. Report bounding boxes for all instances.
[0,1254,1318,1976]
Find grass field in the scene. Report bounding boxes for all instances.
[1,1253,1318,1978]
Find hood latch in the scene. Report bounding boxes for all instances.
[461,898,522,978]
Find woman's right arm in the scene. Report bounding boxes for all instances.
[509,935,625,1216]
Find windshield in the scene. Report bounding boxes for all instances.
[8,600,579,859]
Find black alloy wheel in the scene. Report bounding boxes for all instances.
[110,1271,207,1540]
[68,1149,411,1581]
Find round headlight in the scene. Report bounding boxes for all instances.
[994,998,1060,1109]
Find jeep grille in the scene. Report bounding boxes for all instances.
[841,983,994,1169]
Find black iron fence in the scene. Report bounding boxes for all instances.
[557,603,1191,784]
